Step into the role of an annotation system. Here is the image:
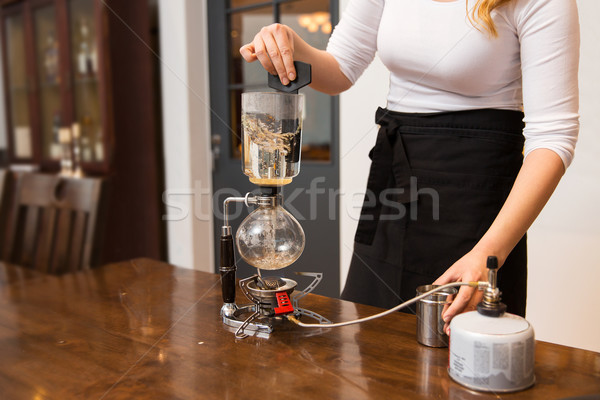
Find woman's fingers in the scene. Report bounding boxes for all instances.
[433,248,490,333]
[443,285,475,323]
[252,32,277,76]
[271,24,296,81]
[239,43,258,62]
[239,24,296,84]
[259,29,290,84]
[442,286,483,334]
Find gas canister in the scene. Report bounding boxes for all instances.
[448,256,535,392]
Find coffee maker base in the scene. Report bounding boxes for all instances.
[222,304,295,338]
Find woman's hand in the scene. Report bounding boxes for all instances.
[240,23,297,85]
[433,248,494,334]
[239,23,352,95]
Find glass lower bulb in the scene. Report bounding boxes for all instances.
[236,204,305,270]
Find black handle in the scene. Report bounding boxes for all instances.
[487,256,498,270]
[268,61,312,94]
[220,234,236,304]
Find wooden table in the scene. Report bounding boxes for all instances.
[0,259,598,399]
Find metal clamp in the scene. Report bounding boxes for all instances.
[292,272,323,307]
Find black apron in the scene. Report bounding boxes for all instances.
[341,107,528,317]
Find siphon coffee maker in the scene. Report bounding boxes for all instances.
[219,62,330,339]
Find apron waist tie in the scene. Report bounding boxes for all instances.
[355,107,415,245]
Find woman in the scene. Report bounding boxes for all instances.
[240,0,579,330]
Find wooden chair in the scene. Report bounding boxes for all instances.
[0,169,10,247]
[0,170,6,193]
[0,169,7,210]
[1,173,105,274]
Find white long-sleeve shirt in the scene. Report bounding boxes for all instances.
[326,0,580,167]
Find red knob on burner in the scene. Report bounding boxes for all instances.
[274,292,294,315]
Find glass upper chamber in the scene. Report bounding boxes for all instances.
[236,197,305,270]
[241,92,304,186]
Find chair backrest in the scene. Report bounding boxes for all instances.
[0,169,15,247]
[0,170,6,194]
[0,169,7,210]
[2,173,104,274]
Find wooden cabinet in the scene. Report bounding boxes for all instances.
[1,0,112,174]
[0,0,166,265]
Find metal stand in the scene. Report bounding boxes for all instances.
[221,272,331,339]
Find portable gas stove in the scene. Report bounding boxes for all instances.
[220,272,330,339]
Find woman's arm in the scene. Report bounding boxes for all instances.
[240,0,384,95]
[240,24,352,95]
[434,148,565,329]
[434,0,579,331]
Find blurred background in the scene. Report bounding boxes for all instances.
[0,0,598,352]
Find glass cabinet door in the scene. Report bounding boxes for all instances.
[4,12,32,159]
[69,0,102,163]
[33,3,62,160]
[228,5,272,159]
[281,2,333,161]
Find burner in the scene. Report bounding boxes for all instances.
[221,273,330,338]
[244,277,296,317]
[247,278,296,296]
[256,276,286,290]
